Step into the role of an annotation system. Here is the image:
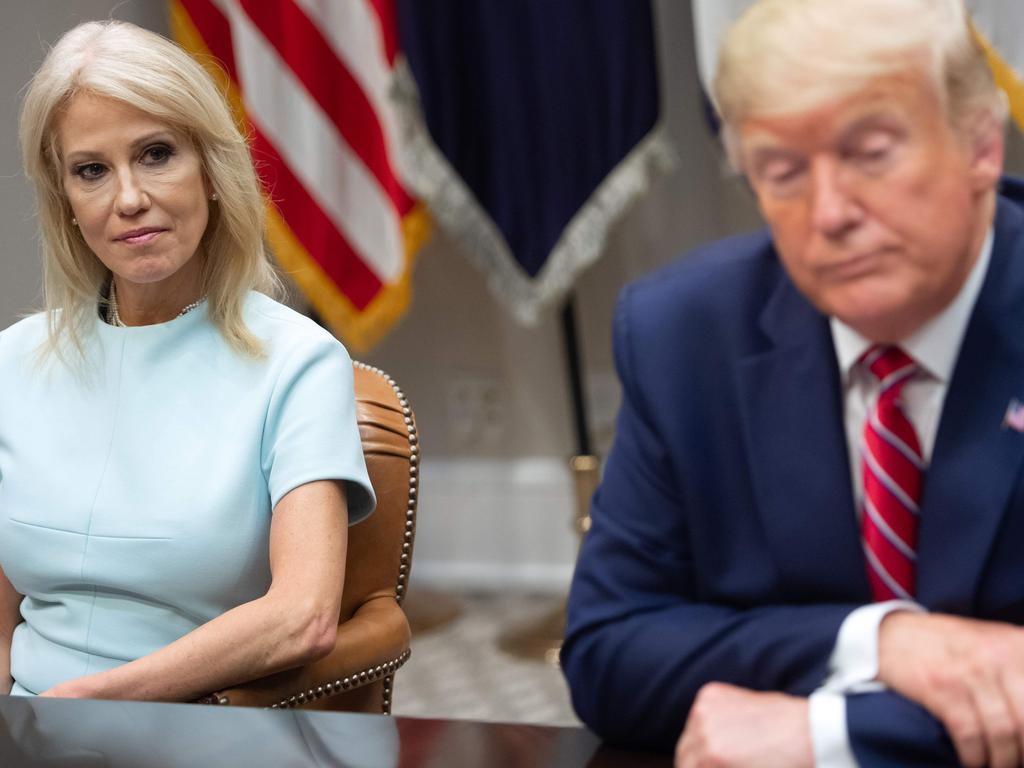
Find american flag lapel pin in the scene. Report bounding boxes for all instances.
[1003,399,1024,432]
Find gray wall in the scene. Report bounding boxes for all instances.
[0,1,171,322]
[3,1,1021,462]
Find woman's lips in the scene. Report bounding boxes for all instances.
[117,229,165,246]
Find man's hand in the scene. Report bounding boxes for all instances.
[675,682,812,768]
[878,612,1024,768]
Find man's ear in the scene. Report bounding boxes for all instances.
[968,111,1005,192]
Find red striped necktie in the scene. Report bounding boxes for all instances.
[860,345,924,601]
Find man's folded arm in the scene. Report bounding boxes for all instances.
[561,323,858,749]
[563,557,856,749]
[846,690,958,767]
[562,399,963,760]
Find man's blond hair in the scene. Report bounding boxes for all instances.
[713,0,1007,167]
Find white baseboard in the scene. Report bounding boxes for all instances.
[411,561,576,592]
[408,458,583,593]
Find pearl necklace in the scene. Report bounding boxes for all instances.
[107,282,204,328]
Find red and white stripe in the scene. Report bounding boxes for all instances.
[860,346,923,602]
[171,0,424,350]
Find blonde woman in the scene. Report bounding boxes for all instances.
[0,21,374,700]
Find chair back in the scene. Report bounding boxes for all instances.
[328,362,419,711]
[343,363,418,615]
[199,363,418,712]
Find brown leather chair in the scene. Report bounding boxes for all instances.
[198,362,419,712]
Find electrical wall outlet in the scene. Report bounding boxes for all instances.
[446,377,506,448]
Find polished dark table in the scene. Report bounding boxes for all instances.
[0,695,670,767]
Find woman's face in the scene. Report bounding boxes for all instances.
[57,93,210,293]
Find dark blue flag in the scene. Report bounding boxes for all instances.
[393,0,674,321]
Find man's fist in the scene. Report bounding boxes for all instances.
[675,682,812,768]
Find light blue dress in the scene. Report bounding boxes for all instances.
[0,292,375,696]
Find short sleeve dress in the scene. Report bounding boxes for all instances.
[0,292,375,695]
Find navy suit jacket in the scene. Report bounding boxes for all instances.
[563,186,1024,765]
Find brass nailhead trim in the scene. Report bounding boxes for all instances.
[270,649,412,710]
[382,675,393,714]
[353,362,418,607]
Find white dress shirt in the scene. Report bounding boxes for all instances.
[809,229,993,767]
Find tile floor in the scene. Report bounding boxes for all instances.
[391,590,580,727]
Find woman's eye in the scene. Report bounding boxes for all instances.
[141,145,173,164]
[74,163,106,181]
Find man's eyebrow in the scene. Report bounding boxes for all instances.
[740,132,785,154]
[743,141,802,168]
[838,110,903,141]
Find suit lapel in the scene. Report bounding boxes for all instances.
[917,197,1024,612]
[736,271,869,601]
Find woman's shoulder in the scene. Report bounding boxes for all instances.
[243,292,348,359]
[0,312,49,358]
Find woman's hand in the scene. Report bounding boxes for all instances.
[39,676,98,699]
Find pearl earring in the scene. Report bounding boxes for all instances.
[71,217,78,226]
[210,192,218,202]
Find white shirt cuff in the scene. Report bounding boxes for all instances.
[809,690,856,768]
[808,601,926,766]
[822,600,924,692]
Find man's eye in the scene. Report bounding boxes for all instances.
[856,147,890,163]
[850,134,896,167]
[757,155,805,181]
[767,166,801,184]
[758,161,806,195]
[141,145,173,164]
[73,163,106,181]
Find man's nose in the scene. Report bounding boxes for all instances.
[809,158,863,238]
[114,170,150,216]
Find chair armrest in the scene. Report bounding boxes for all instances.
[198,596,411,709]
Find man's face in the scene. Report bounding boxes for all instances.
[738,71,1002,342]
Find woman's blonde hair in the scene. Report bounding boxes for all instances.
[20,20,280,363]
[713,0,1007,168]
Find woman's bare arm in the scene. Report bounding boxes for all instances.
[41,479,348,701]
[0,565,23,693]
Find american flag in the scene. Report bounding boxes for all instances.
[169,0,430,353]
[1004,399,1024,433]
[969,0,1024,134]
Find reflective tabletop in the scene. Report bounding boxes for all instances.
[0,695,670,767]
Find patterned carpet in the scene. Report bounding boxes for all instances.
[391,590,581,727]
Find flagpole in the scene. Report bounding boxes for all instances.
[561,294,599,538]
[561,295,591,456]
[499,292,600,663]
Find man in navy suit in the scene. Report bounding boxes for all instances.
[561,1,1024,766]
